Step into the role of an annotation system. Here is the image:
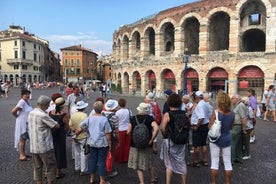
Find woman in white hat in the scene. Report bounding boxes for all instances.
[127,102,159,184]
[69,100,89,176]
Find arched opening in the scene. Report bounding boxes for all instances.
[182,68,199,93]
[132,31,141,53]
[207,67,229,93]
[241,29,265,52]
[123,72,129,94]
[122,36,129,59]
[238,65,264,100]
[162,69,176,92]
[132,71,141,94]
[28,75,32,83]
[145,70,156,92]
[209,12,230,51]
[183,17,200,54]
[161,22,175,53]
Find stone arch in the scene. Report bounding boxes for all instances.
[238,0,267,52]
[123,72,130,94]
[161,69,176,92]
[144,26,156,56]
[132,71,141,94]
[145,70,156,91]
[182,16,200,54]
[159,22,175,53]
[207,67,229,92]
[122,35,130,59]
[237,0,271,18]
[131,30,141,54]
[181,68,199,93]
[208,11,230,51]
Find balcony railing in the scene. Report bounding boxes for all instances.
[7,58,34,65]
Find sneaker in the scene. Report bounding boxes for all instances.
[80,171,89,176]
[108,171,118,178]
[242,155,251,160]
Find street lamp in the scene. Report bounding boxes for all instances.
[183,48,190,96]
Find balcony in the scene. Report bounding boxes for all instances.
[7,58,34,66]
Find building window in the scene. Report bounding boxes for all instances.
[77,59,80,66]
[15,50,18,58]
[39,67,42,71]
[22,41,25,47]
[65,59,68,66]
[14,40,17,46]
[14,65,19,70]
[23,51,26,59]
[249,13,261,25]
[34,53,37,61]
[71,59,74,66]
[70,67,75,74]
[76,68,80,75]
[71,52,74,55]
[33,66,38,71]
[65,52,67,55]
[34,44,36,49]
[77,52,80,55]
[22,65,28,70]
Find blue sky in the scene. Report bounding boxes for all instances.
[1,0,197,56]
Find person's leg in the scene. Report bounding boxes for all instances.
[165,168,173,184]
[43,150,57,184]
[74,139,81,171]
[209,142,221,184]
[98,147,108,184]
[137,169,145,184]
[19,139,26,159]
[33,154,43,184]
[231,126,239,162]
[89,147,98,183]
[202,145,208,165]
[222,146,232,184]
[80,139,88,173]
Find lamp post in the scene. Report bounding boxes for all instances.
[183,48,190,96]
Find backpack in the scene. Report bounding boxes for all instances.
[152,102,162,125]
[132,116,150,148]
[167,111,191,144]
[103,112,116,140]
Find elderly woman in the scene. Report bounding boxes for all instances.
[208,92,234,184]
[80,101,112,184]
[11,88,33,161]
[127,102,159,184]
[69,100,89,175]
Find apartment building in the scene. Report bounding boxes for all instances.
[0,25,61,85]
[60,45,98,83]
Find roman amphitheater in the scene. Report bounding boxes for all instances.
[110,0,276,100]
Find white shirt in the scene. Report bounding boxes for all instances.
[191,99,212,125]
[261,90,268,104]
[116,108,132,131]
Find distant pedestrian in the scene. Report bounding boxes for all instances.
[11,88,33,161]
[209,92,234,184]
[28,95,60,184]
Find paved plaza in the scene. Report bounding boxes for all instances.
[0,87,276,184]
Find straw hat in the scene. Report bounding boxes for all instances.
[136,102,149,114]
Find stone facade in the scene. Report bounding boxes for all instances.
[111,0,276,100]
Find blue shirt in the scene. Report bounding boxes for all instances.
[215,111,235,148]
[80,115,112,148]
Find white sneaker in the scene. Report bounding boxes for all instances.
[108,171,118,178]
[242,155,251,160]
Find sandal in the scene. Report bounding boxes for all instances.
[187,161,200,167]
[200,160,208,166]
[56,172,65,179]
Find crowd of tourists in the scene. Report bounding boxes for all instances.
[10,81,269,184]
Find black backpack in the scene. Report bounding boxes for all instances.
[167,110,191,144]
[132,116,150,148]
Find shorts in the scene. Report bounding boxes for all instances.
[268,102,276,111]
[192,124,208,147]
[262,103,266,112]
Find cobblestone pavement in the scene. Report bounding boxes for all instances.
[0,87,275,184]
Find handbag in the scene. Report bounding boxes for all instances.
[83,118,90,155]
[106,150,113,172]
[83,141,90,155]
[208,110,221,143]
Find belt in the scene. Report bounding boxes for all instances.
[233,124,241,126]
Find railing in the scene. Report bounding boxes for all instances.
[7,58,34,65]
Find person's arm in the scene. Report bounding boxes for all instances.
[208,111,216,129]
[161,112,169,137]
[149,121,159,145]
[11,106,21,118]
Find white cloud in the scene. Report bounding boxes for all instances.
[44,32,112,56]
